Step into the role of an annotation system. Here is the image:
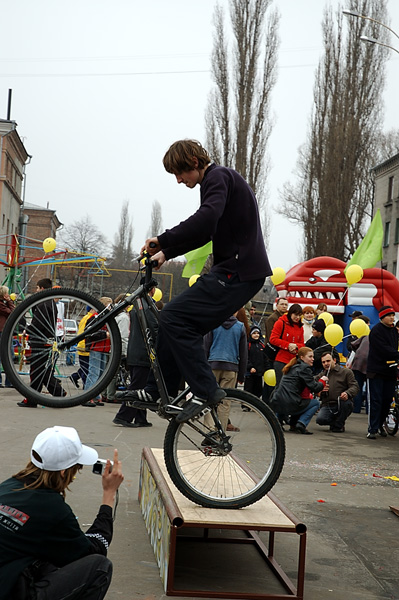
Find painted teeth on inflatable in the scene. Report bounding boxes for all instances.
[275,257,399,334]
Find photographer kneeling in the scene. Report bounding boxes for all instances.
[0,426,124,600]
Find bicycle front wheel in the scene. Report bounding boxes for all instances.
[163,389,285,509]
[0,288,121,408]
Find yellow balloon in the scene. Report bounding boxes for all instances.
[9,293,17,301]
[263,369,276,387]
[324,323,344,347]
[345,264,363,286]
[349,318,369,338]
[152,288,162,302]
[189,274,200,287]
[43,237,56,253]
[318,311,334,326]
[270,267,286,286]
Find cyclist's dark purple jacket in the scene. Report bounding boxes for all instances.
[157,164,271,282]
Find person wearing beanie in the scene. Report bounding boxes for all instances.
[244,325,266,398]
[0,426,124,599]
[306,318,339,374]
[347,310,364,352]
[366,306,399,439]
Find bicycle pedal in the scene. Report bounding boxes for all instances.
[164,404,183,415]
[126,400,159,411]
[198,407,212,418]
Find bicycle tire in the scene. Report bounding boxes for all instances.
[384,406,399,436]
[0,288,121,408]
[163,388,285,509]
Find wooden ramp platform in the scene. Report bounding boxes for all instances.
[138,447,307,600]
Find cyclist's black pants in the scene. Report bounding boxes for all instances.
[147,271,264,400]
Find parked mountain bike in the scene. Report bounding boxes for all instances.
[0,254,285,509]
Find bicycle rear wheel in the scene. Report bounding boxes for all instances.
[163,389,285,509]
[0,288,121,408]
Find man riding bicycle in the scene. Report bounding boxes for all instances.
[119,139,272,423]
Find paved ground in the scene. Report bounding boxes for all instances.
[1,386,399,599]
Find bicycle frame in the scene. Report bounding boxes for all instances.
[57,254,193,417]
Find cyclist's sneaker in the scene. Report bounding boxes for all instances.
[366,432,377,439]
[378,428,388,437]
[176,388,226,424]
[116,389,159,410]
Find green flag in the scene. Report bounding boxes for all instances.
[346,209,383,270]
[182,241,213,278]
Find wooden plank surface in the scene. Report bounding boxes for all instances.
[150,448,296,530]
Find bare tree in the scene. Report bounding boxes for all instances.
[205,0,279,246]
[376,128,399,163]
[111,200,134,268]
[147,200,163,238]
[279,0,389,261]
[59,215,108,256]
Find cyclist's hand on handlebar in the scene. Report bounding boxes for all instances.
[141,237,160,255]
[150,250,166,269]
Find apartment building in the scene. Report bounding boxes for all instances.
[371,152,399,276]
[0,119,30,282]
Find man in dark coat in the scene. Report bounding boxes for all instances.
[366,306,399,439]
[315,352,359,433]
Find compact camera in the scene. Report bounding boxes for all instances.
[92,459,113,475]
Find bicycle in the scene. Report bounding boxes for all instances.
[383,384,399,436]
[0,254,285,509]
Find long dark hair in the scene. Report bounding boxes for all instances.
[287,303,303,327]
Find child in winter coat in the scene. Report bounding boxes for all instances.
[244,326,266,398]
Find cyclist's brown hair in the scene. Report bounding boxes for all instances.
[163,139,211,174]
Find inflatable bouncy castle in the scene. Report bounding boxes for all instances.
[274,256,399,341]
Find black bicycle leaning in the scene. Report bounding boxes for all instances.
[383,388,399,436]
[0,254,285,509]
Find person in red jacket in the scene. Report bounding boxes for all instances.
[269,303,305,387]
[0,285,14,388]
[82,297,112,407]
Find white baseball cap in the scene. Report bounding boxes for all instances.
[31,426,98,471]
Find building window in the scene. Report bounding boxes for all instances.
[395,219,399,244]
[388,176,394,202]
[384,221,390,247]
[393,261,397,277]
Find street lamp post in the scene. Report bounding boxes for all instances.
[360,35,399,54]
[343,8,399,53]
[342,8,399,40]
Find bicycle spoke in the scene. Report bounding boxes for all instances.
[164,389,285,509]
[0,289,121,407]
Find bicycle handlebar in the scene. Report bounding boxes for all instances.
[58,254,158,351]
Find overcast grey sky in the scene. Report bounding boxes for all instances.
[1,0,398,272]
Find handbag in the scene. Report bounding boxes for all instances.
[264,322,285,361]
